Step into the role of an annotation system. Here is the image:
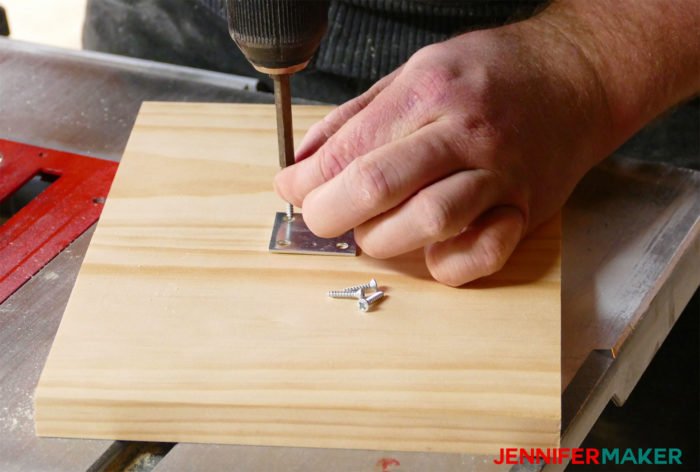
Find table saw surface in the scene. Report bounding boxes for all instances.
[0,38,698,472]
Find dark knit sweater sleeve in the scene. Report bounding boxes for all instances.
[199,0,547,81]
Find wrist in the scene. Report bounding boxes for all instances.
[530,0,700,151]
[500,13,616,170]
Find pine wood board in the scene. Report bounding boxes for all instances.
[34,102,561,454]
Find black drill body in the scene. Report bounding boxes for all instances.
[227,0,329,73]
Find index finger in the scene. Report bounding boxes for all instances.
[295,68,402,161]
[301,121,466,237]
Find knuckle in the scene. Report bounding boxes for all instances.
[348,158,393,210]
[407,44,434,64]
[409,67,456,108]
[342,125,370,154]
[318,145,352,182]
[464,63,492,98]
[438,120,472,161]
[416,191,454,240]
[407,43,450,68]
[442,114,503,164]
[402,49,459,109]
[475,233,510,276]
[449,110,500,141]
[460,113,500,140]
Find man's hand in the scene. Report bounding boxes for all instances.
[275,0,699,286]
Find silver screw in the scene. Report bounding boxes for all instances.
[341,278,378,293]
[358,291,385,312]
[285,202,294,221]
[328,287,365,299]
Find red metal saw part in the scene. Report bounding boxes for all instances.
[0,139,118,303]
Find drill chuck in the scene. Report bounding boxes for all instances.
[227,0,330,74]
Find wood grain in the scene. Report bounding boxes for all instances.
[35,102,560,454]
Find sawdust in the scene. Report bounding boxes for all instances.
[0,392,34,434]
[42,271,60,281]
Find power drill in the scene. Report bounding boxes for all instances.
[226,0,330,217]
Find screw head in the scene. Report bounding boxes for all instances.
[358,291,385,313]
[358,298,369,312]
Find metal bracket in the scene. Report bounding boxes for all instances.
[268,212,357,256]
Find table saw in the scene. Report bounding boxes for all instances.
[0,38,698,471]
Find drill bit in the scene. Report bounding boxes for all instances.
[226,0,330,222]
[272,74,295,217]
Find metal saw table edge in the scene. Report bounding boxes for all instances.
[0,39,698,472]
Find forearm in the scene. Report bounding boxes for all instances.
[533,0,700,148]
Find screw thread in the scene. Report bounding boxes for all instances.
[328,288,364,299]
[341,278,378,293]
